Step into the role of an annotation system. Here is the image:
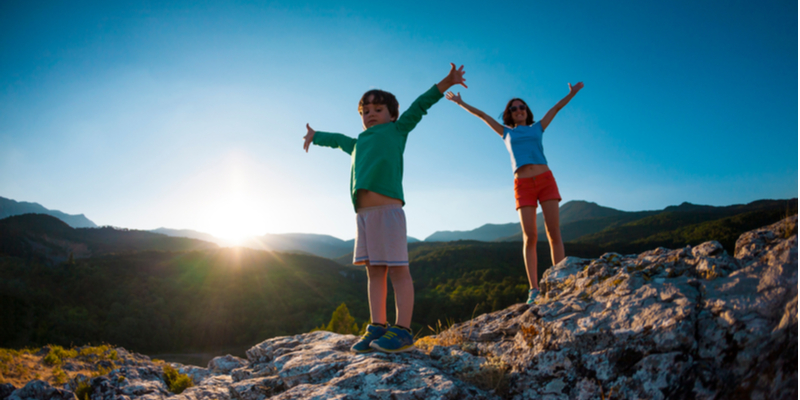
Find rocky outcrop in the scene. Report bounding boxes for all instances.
[3,217,796,400]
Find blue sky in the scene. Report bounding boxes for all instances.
[1,0,797,241]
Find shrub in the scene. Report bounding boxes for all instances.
[74,379,92,400]
[162,365,193,394]
[52,366,68,385]
[458,355,510,395]
[44,345,78,366]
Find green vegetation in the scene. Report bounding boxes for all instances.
[313,303,360,335]
[162,364,193,394]
[74,378,92,400]
[0,248,367,353]
[44,345,78,365]
[576,200,797,254]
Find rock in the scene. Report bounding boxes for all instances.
[6,380,75,400]
[208,354,248,374]
[176,365,213,385]
[0,384,17,400]
[8,217,795,400]
[445,216,798,399]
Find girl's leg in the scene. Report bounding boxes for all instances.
[388,265,414,329]
[518,206,539,290]
[365,261,388,325]
[540,200,565,265]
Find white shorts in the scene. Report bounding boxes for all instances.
[353,204,409,267]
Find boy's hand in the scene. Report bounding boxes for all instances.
[303,124,315,152]
[569,82,584,94]
[437,63,467,93]
[445,91,463,105]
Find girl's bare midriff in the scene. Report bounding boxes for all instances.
[514,164,551,179]
[357,189,403,209]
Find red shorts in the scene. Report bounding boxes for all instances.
[514,170,562,210]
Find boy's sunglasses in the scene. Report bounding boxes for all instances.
[509,105,526,112]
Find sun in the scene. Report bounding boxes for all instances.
[200,195,264,246]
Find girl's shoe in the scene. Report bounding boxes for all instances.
[369,326,415,353]
[527,288,540,305]
[351,324,388,353]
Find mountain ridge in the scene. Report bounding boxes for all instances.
[0,196,97,228]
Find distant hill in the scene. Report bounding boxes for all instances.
[0,214,218,264]
[240,233,356,259]
[574,198,798,253]
[425,199,796,250]
[0,196,97,228]
[425,200,643,242]
[424,222,520,242]
[153,229,420,259]
[150,228,223,245]
[0,246,365,353]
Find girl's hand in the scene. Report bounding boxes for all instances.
[569,82,584,94]
[303,124,315,152]
[445,91,463,105]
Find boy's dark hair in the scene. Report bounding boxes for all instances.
[359,90,399,121]
[502,98,534,127]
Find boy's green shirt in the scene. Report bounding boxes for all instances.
[313,84,443,212]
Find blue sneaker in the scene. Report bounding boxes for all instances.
[369,326,415,353]
[527,288,540,305]
[351,324,388,353]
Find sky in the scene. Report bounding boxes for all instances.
[0,0,797,242]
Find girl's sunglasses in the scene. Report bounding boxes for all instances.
[509,105,526,112]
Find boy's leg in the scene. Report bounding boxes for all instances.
[541,200,565,265]
[388,265,414,329]
[518,206,539,290]
[366,261,389,325]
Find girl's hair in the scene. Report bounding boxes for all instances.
[502,98,533,127]
[359,89,399,121]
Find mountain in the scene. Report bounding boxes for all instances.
[240,233,356,259]
[425,199,796,249]
[0,246,365,353]
[0,196,97,228]
[153,229,421,259]
[424,222,520,242]
[425,200,647,242]
[574,198,798,253]
[150,228,223,245]
[0,214,218,264]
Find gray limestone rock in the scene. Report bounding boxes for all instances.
[5,380,75,400]
[208,354,249,374]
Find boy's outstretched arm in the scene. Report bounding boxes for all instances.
[436,63,467,94]
[445,91,504,137]
[539,82,584,131]
[303,124,315,152]
[395,63,467,135]
[303,123,357,155]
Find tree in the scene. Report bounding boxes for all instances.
[316,303,359,335]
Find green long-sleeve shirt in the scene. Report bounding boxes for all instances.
[313,84,444,212]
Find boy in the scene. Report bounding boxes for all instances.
[303,63,467,353]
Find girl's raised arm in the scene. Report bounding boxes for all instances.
[539,82,583,131]
[445,92,504,137]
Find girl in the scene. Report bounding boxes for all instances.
[446,82,583,304]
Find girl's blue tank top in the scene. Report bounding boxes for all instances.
[502,121,547,173]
